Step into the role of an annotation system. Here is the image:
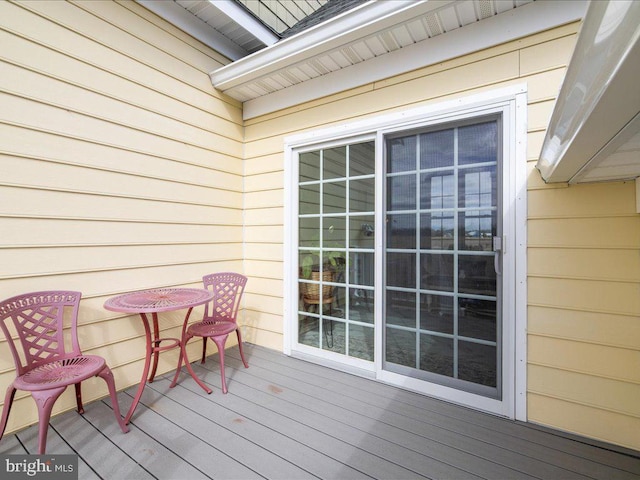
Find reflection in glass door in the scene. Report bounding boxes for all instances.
[297,141,376,361]
[384,119,502,398]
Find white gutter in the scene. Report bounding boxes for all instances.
[137,0,248,60]
[210,0,587,120]
[537,0,640,183]
[209,0,453,91]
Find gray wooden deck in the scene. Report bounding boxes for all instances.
[1,344,639,480]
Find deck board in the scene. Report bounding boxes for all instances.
[222,347,640,480]
[1,344,638,480]
[155,376,431,479]
[195,354,529,479]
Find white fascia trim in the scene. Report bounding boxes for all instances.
[208,0,279,46]
[210,0,451,89]
[136,0,247,61]
[240,0,585,120]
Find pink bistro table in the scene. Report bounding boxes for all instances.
[104,287,213,424]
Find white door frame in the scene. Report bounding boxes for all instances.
[284,85,528,420]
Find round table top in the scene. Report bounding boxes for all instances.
[104,288,213,313]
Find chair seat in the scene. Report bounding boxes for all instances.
[14,355,106,391]
[187,321,237,337]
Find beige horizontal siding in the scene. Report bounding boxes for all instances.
[528,394,640,452]
[528,247,640,282]
[528,306,640,350]
[528,216,640,249]
[0,0,243,435]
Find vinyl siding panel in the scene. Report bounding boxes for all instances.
[527,180,640,451]
[244,21,640,451]
[0,0,242,434]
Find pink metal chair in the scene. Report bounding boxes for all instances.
[171,273,248,394]
[0,291,129,454]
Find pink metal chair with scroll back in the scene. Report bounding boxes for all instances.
[171,273,248,394]
[0,291,129,454]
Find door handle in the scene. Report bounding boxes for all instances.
[493,236,504,275]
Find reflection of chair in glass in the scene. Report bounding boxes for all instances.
[300,269,335,348]
[171,272,248,394]
[0,291,129,454]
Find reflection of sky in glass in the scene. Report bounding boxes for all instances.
[421,129,454,169]
[387,175,416,210]
[459,122,497,165]
[388,137,416,173]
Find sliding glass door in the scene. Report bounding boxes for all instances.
[289,96,522,415]
[297,141,376,361]
[384,119,502,398]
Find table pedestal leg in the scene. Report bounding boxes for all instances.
[149,313,161,383]
[124,312,153,425]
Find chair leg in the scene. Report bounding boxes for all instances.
[181,335,213,394]
[97,366,129,434]
[170,333,191,388]
[31,387,66,454]
[0,386,17,442]
[236,328,249,369]
[212,335,229,394]
[201,337,207,364]
[74,383,84,414]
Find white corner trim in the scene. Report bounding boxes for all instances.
[513,90,529,422]
[136,0,247,61]
[240,0,585,119]
[282,142,294,356]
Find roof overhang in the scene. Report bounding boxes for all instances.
[137,0,249,60]
[537,0,640,184]
[209,0,587,119]
[207,1,279,47]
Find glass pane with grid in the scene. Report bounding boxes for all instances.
[298,141,375,359]
[384,120,500,397]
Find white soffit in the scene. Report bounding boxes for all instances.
[209,0,587,119]
[137,0,248,60]
[537,0,640,184]
[201,1,279,47]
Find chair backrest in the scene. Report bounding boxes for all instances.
[202,273,247,325]
[0,291,82,376]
